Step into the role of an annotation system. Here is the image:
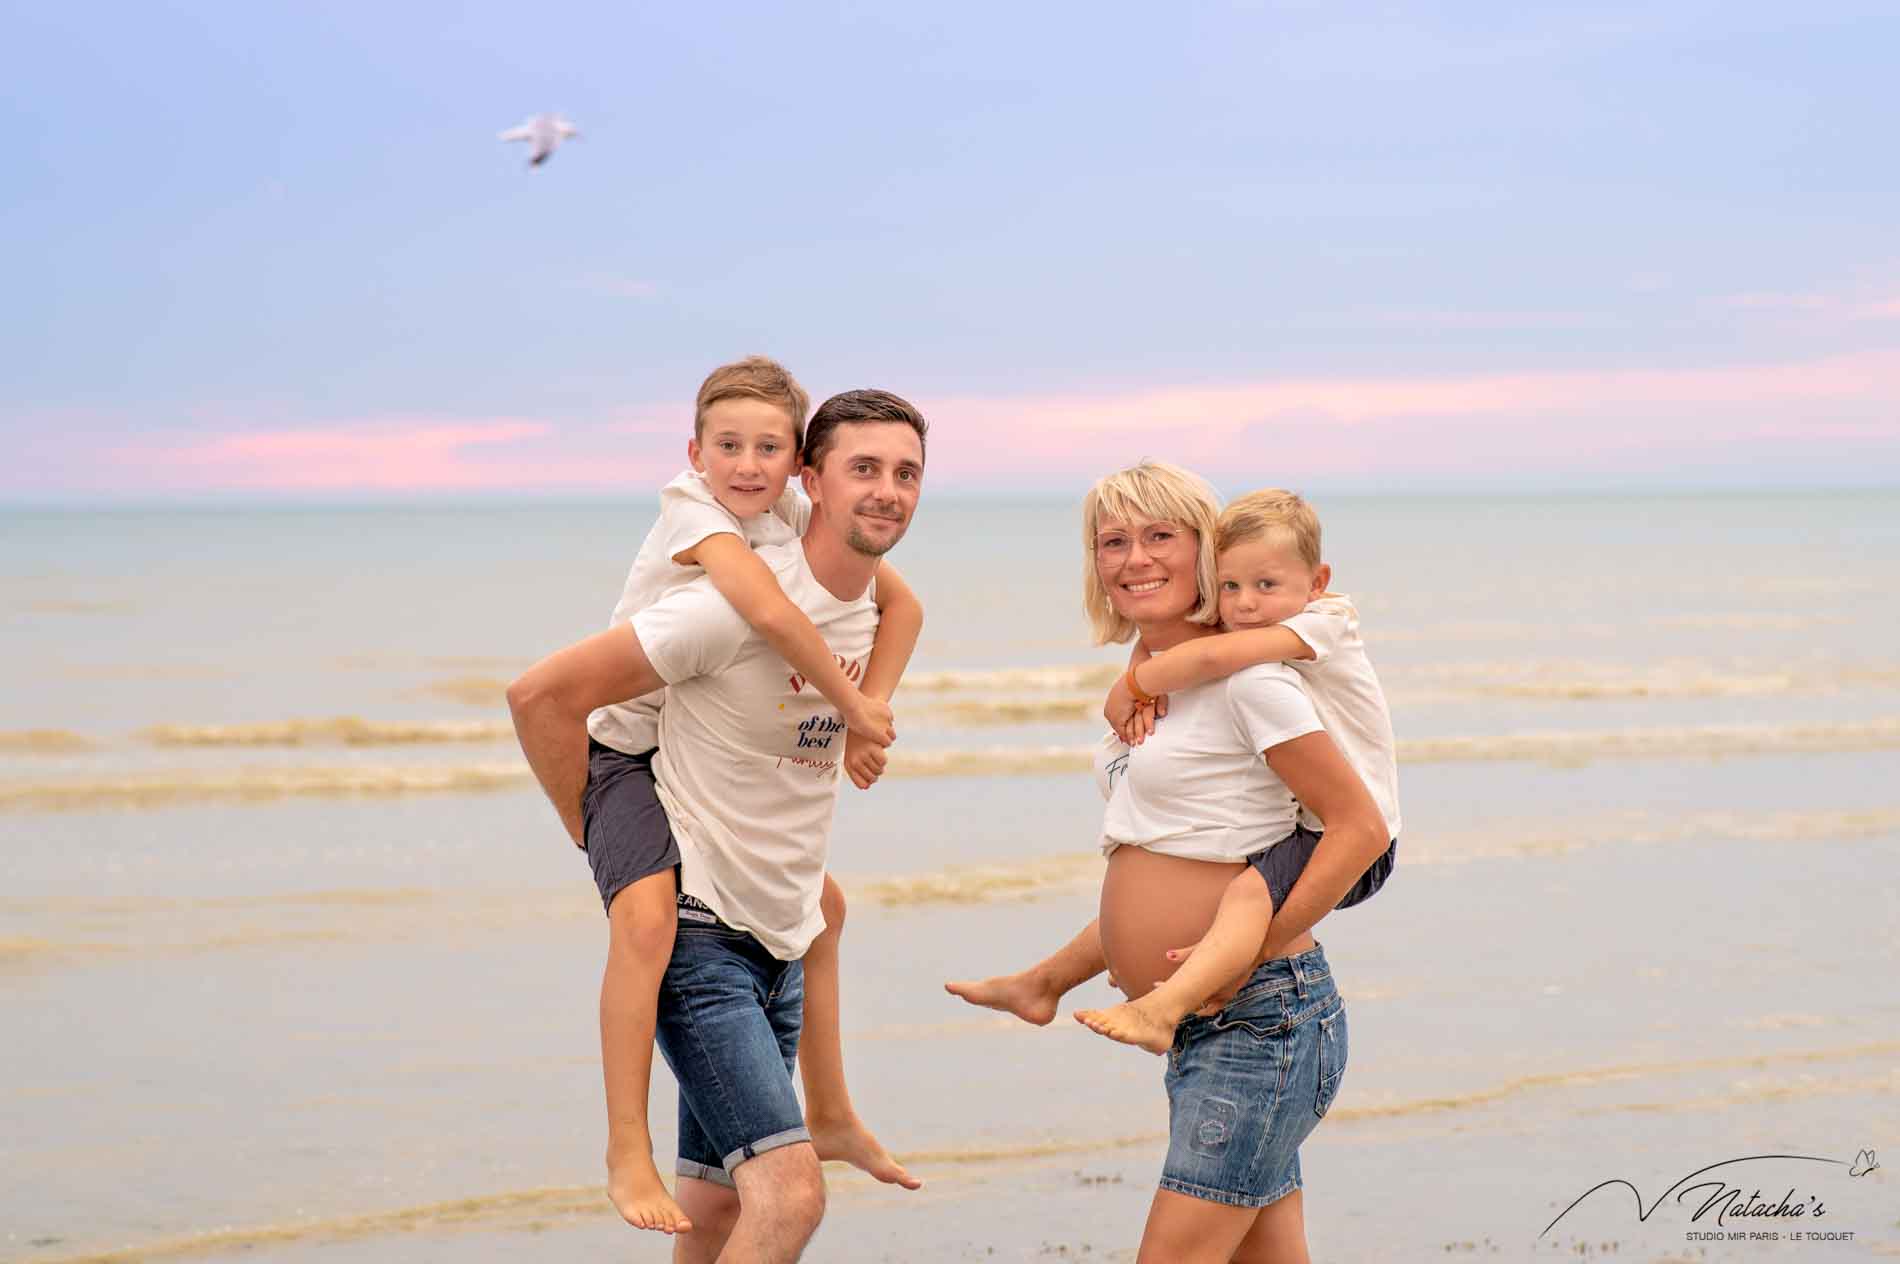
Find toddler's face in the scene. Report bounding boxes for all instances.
[1216,535,1326,630]
[689,397,800,519]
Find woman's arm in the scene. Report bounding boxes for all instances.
[684,534,893,743]
[1257,730,1388,956]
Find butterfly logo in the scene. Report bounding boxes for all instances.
[1849,1148,1879,1178]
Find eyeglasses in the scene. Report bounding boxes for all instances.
[1094,523,1192,559]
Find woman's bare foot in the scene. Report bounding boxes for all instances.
[943,969,1061,1026]
[1073,995,1180,1055]
[809,1113,923,1189]
[607,1148,693,1234]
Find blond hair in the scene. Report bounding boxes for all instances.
[1217,488,1322,570]
[694,356,812,450]
[1081,461,1222,645]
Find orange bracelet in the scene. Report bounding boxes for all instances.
[1124,662,1156,705]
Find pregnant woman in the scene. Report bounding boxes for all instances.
[949,461,1388,1263]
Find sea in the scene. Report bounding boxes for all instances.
[3,492,1896,1263]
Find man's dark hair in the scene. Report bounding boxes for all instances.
[802,389,928,471]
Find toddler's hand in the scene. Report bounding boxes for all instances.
[1104,677,1139,736]
[845,692,896,746]
[844,729,889,790]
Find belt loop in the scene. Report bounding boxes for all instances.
[1291,956,1309,999]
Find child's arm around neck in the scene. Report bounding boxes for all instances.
[680,533,894,744]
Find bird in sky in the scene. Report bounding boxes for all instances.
[498,114,579,167]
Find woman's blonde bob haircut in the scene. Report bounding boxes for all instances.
[1081,460,1223,645]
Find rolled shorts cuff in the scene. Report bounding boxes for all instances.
[1157,1171,1303,1210]
[676,1157,733,1189]
[720,1125,811,1177]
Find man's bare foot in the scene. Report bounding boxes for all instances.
[1073,995,1180,1055]
[943,970,1061,1026]
[809,1113,923,1190]
[607,1148,693,1234]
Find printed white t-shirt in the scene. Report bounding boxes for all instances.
[631,541,877,961]
[587,470,810,755]
[1279,595,1402,840]
[1095,663,1324,862]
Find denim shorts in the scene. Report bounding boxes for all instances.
[652,920,809,1188]
[1159,942,1348,1208]
[581,740,681,914]
[1249,825,1398,913]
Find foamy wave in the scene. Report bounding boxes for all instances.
[409,675,510,706]
[926,695,1100,724]
[903,664,1122,694]
[884,746,1099,777]
[0,763,530,811]
[0,728,96,753]
[141,718,514,747]
[1400,717,1900,765]
[850,853,1102,905]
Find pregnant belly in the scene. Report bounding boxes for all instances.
[1099,846,1246,1001]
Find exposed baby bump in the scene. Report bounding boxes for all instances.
[1098,847,1245,1000]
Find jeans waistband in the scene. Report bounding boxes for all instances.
[1229,942,1332,1005]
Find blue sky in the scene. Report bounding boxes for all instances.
[5,1,1897,500]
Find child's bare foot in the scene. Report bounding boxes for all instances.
[607,1148,693,1234]
[943,970,1061,1026]
[809,1113,923,1189]
[1073,995,1180,1055]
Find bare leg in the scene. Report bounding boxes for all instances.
[1077,868,1271,1054]
[601,870,692,1234]
[698,1142,826,1263]
[945,917,1108,1025]
[1135,1187,1260,1263]
[800,875,920,1189]
[1231,1188,1309,1264]
[671,1177,737,1264]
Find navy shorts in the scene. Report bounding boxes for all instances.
[654,921,810,1187]
[581,740,680,914]
[1249,824,1397,913]
[1160,943,1347,1208]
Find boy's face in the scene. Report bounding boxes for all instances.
[688,397,801,519]
[1217,534,1330,630]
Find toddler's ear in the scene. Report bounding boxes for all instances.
[1311,563,1333,596]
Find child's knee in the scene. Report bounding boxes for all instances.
[607,872,679,955]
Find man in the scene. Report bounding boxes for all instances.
[508,389,927,1262]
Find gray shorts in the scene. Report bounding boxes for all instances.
[581,740,680,914]
[1249,825,1397,913]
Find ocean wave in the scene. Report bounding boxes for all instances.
[903,664,1122,694]
[0,763,531,811]
[925,695,1101,724]
[140,718,514,747]
[408,675,510,706]
[0,728,96,753]
[1399,717,1900,765]
[851,853,1103,905]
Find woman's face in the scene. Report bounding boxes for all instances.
[1094,515,1202,626]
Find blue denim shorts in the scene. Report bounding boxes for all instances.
[1159,942,1348,1208]
[652,920,810,1188]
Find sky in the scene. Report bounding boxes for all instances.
[4,0,1898,502]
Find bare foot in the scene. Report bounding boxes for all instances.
[1073,995,1180,1055]
[943,970,1060,1026]
[809,1113,922,1190]
[607,1148,693,1234]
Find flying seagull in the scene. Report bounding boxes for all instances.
[499,113,579,167]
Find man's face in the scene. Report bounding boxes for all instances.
[802,422,924,557]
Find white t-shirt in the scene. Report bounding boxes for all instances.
[587,471,810,755]
[1095,663,1324,862]
[1280,595,1402,840]
[631,541,878,960]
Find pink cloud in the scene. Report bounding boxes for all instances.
[114,419,675,492]
[914,349,1900,484]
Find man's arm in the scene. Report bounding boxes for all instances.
[506,625,666,847]
[842,561,924,790]
[1257,730,1388,956]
